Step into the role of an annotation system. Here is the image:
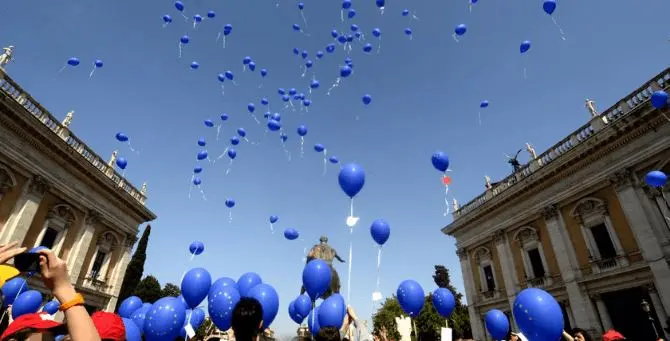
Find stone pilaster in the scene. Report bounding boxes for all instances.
[105,235,134,311]
[542,205,601,335]
[493,231,520,312]
[0,175,50,245]
[592,294,613,331]
[457,248,485,341]
[610,169,670,315]
[67,210,99,282]
[648,283,669,332]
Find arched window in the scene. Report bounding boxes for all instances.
[87,231,118,281]
[513,226,551,286]
[474,247,497,293]
[0,165,17,201]
[35,204,76,255]
[571,197,627,272]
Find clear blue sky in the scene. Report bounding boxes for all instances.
[2,0,670,336]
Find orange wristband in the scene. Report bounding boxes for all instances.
[59,293,85,311]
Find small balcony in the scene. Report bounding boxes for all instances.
[480,289,501,301]
[83,271,111,293]
[589,255,629,275]
[524,275,554,289]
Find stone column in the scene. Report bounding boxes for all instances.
[542,205,601,334]
[105,234,135,311]
[611,169,670,315]
[648,284,669,333]
[593,295,613,331]
[66,210,99,282]
[457,248,485,341]
[0,175,50,245]
[494,231,520,318]
[641,186,670,243]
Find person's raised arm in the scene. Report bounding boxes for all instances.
[563,330,574,341]
[37,249,101,341]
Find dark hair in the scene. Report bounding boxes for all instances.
[7,328,37,341]
[232,297,264,341]
[315,327,341,341]
[572,328,593,341]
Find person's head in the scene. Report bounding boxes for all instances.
[602,329,625,341]
[315,327,341,341]
[572,328,592,341]
[510,333,519,341]
[0,313,68,341]
[232,297,264,341]
[320,236,328,244]
[90,312,125,341]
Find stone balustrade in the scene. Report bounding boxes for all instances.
[0,71,146,205]
[453,68,670,220]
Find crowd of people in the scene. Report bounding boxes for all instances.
[0,240,668,341]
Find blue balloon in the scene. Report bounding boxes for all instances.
[248,284,279,328]
[181,268,212,308]
[193,15,203,22]
[210,277,239,295]
[396,280,424,318]
[283,228,299,240]
[261,98,269,105]
[207,10,216,18]
[338,163,366,198]
[218,73,225,82]
[42,300,60,315]
[248,103,255,113]
[280,133,288,142]
[94,59,103,68]
[375,0,385,8]
[340,65,352,78]
[237,272,262,297]
[163,15,173,23]
[330,293,346,317]
[67,57,80,66]
[130,304,152,333]
[362,94,372,105]
[307,307,321,336]
[268,119,281,132]
[651,90,668,109]
[180,35,190,44]
[123,317,142,341]
[204,119,214,127]
[175,1,184,11]
[314,144,325,152]
[197,138,206,147]
[326,44,336,53]
[294,294,312,320]
[271,113,281,121]
[225,199,235,208]
[260,69,268,77]
[243,56,252,65]
[176,295,189,310]
[480,100,489,108]
[347,9,356,19]
[431,152,450,172]
[118,296,143,318]
[190,308,206,329]
[237,128,246,137]
[209,285,240,331]
[221,113,229,121]
[370,219,390,246]
[224,24,232,35]
[645,170,668,188]
[454,24,467,36]
[404,28,412,36]
[372,28,382,38]
[298,2,304,10]
[289,301,303,324]
[342,0,351,9]
[302,259,331,300]
[197,150,208,161]
[520,40,531,54]
[225,71,234,80]
[329,156,339,164]
[293,23,301,31]
[432,288,456,318]
[316,51,324,58]
[116,157,128,170]
[296,125,308,137]
[513,288,563,341]
[189,241,205,255]
[269,215,279,224]
[192,178,201,186]
[228,149,237,160]
[301,51,308,59]
[12,290,43,318]
[190,61,199,70]
[193,166,202,174]
[28,246,47,254]
[303,99,312,107]
[231,136,240,145]
[543,0,556,15]
[144,297,186,340]
[318,295,345,329]
[363,43,373,53]
[402,8,409,16]
[485,309,510,340]
[115,132,129,142]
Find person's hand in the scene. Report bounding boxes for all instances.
[0,241,26,264]
[347,305,358,321]
[38,249,75,302]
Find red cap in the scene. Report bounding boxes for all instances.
[0,313,68,341]
[91,312,125,341]
[602,329,626,341]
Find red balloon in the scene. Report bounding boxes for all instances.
[442,176,452,186]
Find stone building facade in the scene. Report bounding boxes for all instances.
[0,69,156,312]
[443,68,670,341]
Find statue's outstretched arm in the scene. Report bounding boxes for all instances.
[335,254,345,263]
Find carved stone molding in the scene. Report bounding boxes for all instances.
[28,175,50,196]
[0,168,15,193]
[642,185,662,199]
[515,227,540,246]
[456,248,468,261]
[474,247,492,263]
[541,205,559,221]
[85,210,102,225]
[493,230,507,245]
[46,204,76,225]
[124,234,138,248]
[609,168,635,190]
[572,198,608,224]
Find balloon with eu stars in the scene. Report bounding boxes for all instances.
[512,288,564,341]
[208,284,240,332]
[143,297,186,341]
[485,309,510,340]
[432,288,456,318]
[118,296,143,318]
[396,280,424,318]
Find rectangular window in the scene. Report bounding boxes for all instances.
[527,248,546,278]
[90,251,106,279]
[591,224,617,259]
[39,227,59,249]
[483,265,495,291]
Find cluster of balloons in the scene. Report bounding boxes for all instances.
[1,247,58,319]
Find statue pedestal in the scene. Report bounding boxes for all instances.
[528,159,542,172]
[590,115,609,133]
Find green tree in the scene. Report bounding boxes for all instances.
[116,225,151,310]
[372,296,403,341]
[433,265,472,339]
[195,317,214,340]
[133,275,162,304]
[161,283,181,298]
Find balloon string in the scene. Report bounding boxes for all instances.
[190,253,195,261]
[376,247,382,291]
[322,150,328,176]
[300,138,304,158]
[226,160,233,175]
[228,210,233,223]
[350,198,354,218]
[178,43,183,58]
[55,65,66,77]
[347,229,353,303]
[270,223,274,234]
[327,78,340,96]
[444,185,450,216]
[197,185,207,201]
[89,68,95,79]
[223,36,227,49]
[452,34,459,43]
[300,11,308,26]
[551,17,567,41]
[188,175,194,199]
